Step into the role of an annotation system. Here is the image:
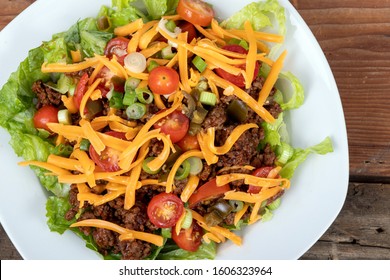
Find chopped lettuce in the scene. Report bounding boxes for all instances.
[46,196,75,234]
[156,240,217,260]
[142,0,179,19]
[80,30,114,57]
[222,0,286,36]
[280,137,334,179]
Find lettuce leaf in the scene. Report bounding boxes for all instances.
[46,196,75,234]
[156,240,217,260]
[222,0,286,36]
[279,137,334,179]
[142,0,179,19]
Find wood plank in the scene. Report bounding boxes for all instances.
[0,224,22,260]
[293,1,390,179]
[0,0,34,30]
[301,183,390,259]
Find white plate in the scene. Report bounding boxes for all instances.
[0,0,349,260]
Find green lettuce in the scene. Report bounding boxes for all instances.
[142,0,179,19]
[280,137,334,179]
[275,71,305,111]
[156,240,217,260]
[222,0,286,36]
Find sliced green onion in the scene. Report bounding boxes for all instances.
[187,157,203,175]
[267,198,281,211]
[196,80,208,92]
[79,139,91,151]
[192,55,207,73]
[135,87,154,104]
[199,91,217,106]
[125,77,141,92]
[109,91,124,109]
[165,20,177,33]
[180,209,193,229]
[161,46,175,59]
[277,142,294,164]
[123,90,137,106]
[86,100,103,117]
[229,200,244,212]
[124,52,147,73]
[147,60,160,72]
[175,159,191,180]
[126,102,146,120]
[142,157,161,175]
[57,109,71,125]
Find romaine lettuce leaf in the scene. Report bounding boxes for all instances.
[275,71,305,111]
[156,240,217,260]
[280,137,334,179]
[46,196,75,234]
[222,0,286,36]
[80,30,114,57]
[142,0,179,19]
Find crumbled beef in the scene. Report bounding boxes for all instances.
[147,138,164,157]
[32,80,62,109]
[172,178,188,195]
[199,163,216,182]
[119,240,152,260]
[92,228,117,250]
[202,104,227,130]
[215,125,263,168]
[65,184,79,221]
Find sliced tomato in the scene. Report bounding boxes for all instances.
[178,21,197,43]
[177,0,215,27]
[97,67,125,94]
[214,45,260,88]
[176,133,200,151]
[33,105,59,132]
[247,166,274,194]
[153,110,189,143]
[148,66,180,95]
[89,131,125,172]
[104,37,129,65]
[147,193,184,228]
[73,73,89,109]
[188,178,230,208]
[172,221,203,252]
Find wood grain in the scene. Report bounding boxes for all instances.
[0,0,34,30]
[292,0,390,180]
[301,183,390,259]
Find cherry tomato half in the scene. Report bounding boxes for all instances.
[148,66,180,95]
[73,73,89,109]
[97,66,125,93]
[188,178,230,208]
[147,193,184,228]
[178,21,197,43]
[176,133,200,151]
[247,166,274,194]
[214,45,260,88]
[89,131,125,172]
[153,110,189,143]
[33,105,59,132]
[172,221,203,252]
[104,37,130,65]
[177,0,215,27]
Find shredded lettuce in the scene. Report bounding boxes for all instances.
[156,240,217,260]
[276,71,305,111]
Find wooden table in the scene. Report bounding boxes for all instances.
[0,0,389,260]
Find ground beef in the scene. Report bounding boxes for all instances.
[147,138,164,157]
[215,125,263,168]
[119,240,152,260]
[32,80,62,109]
[92,228,117,250]
[202,104,227,130]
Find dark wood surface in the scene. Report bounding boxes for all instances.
[0,0,389,260]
